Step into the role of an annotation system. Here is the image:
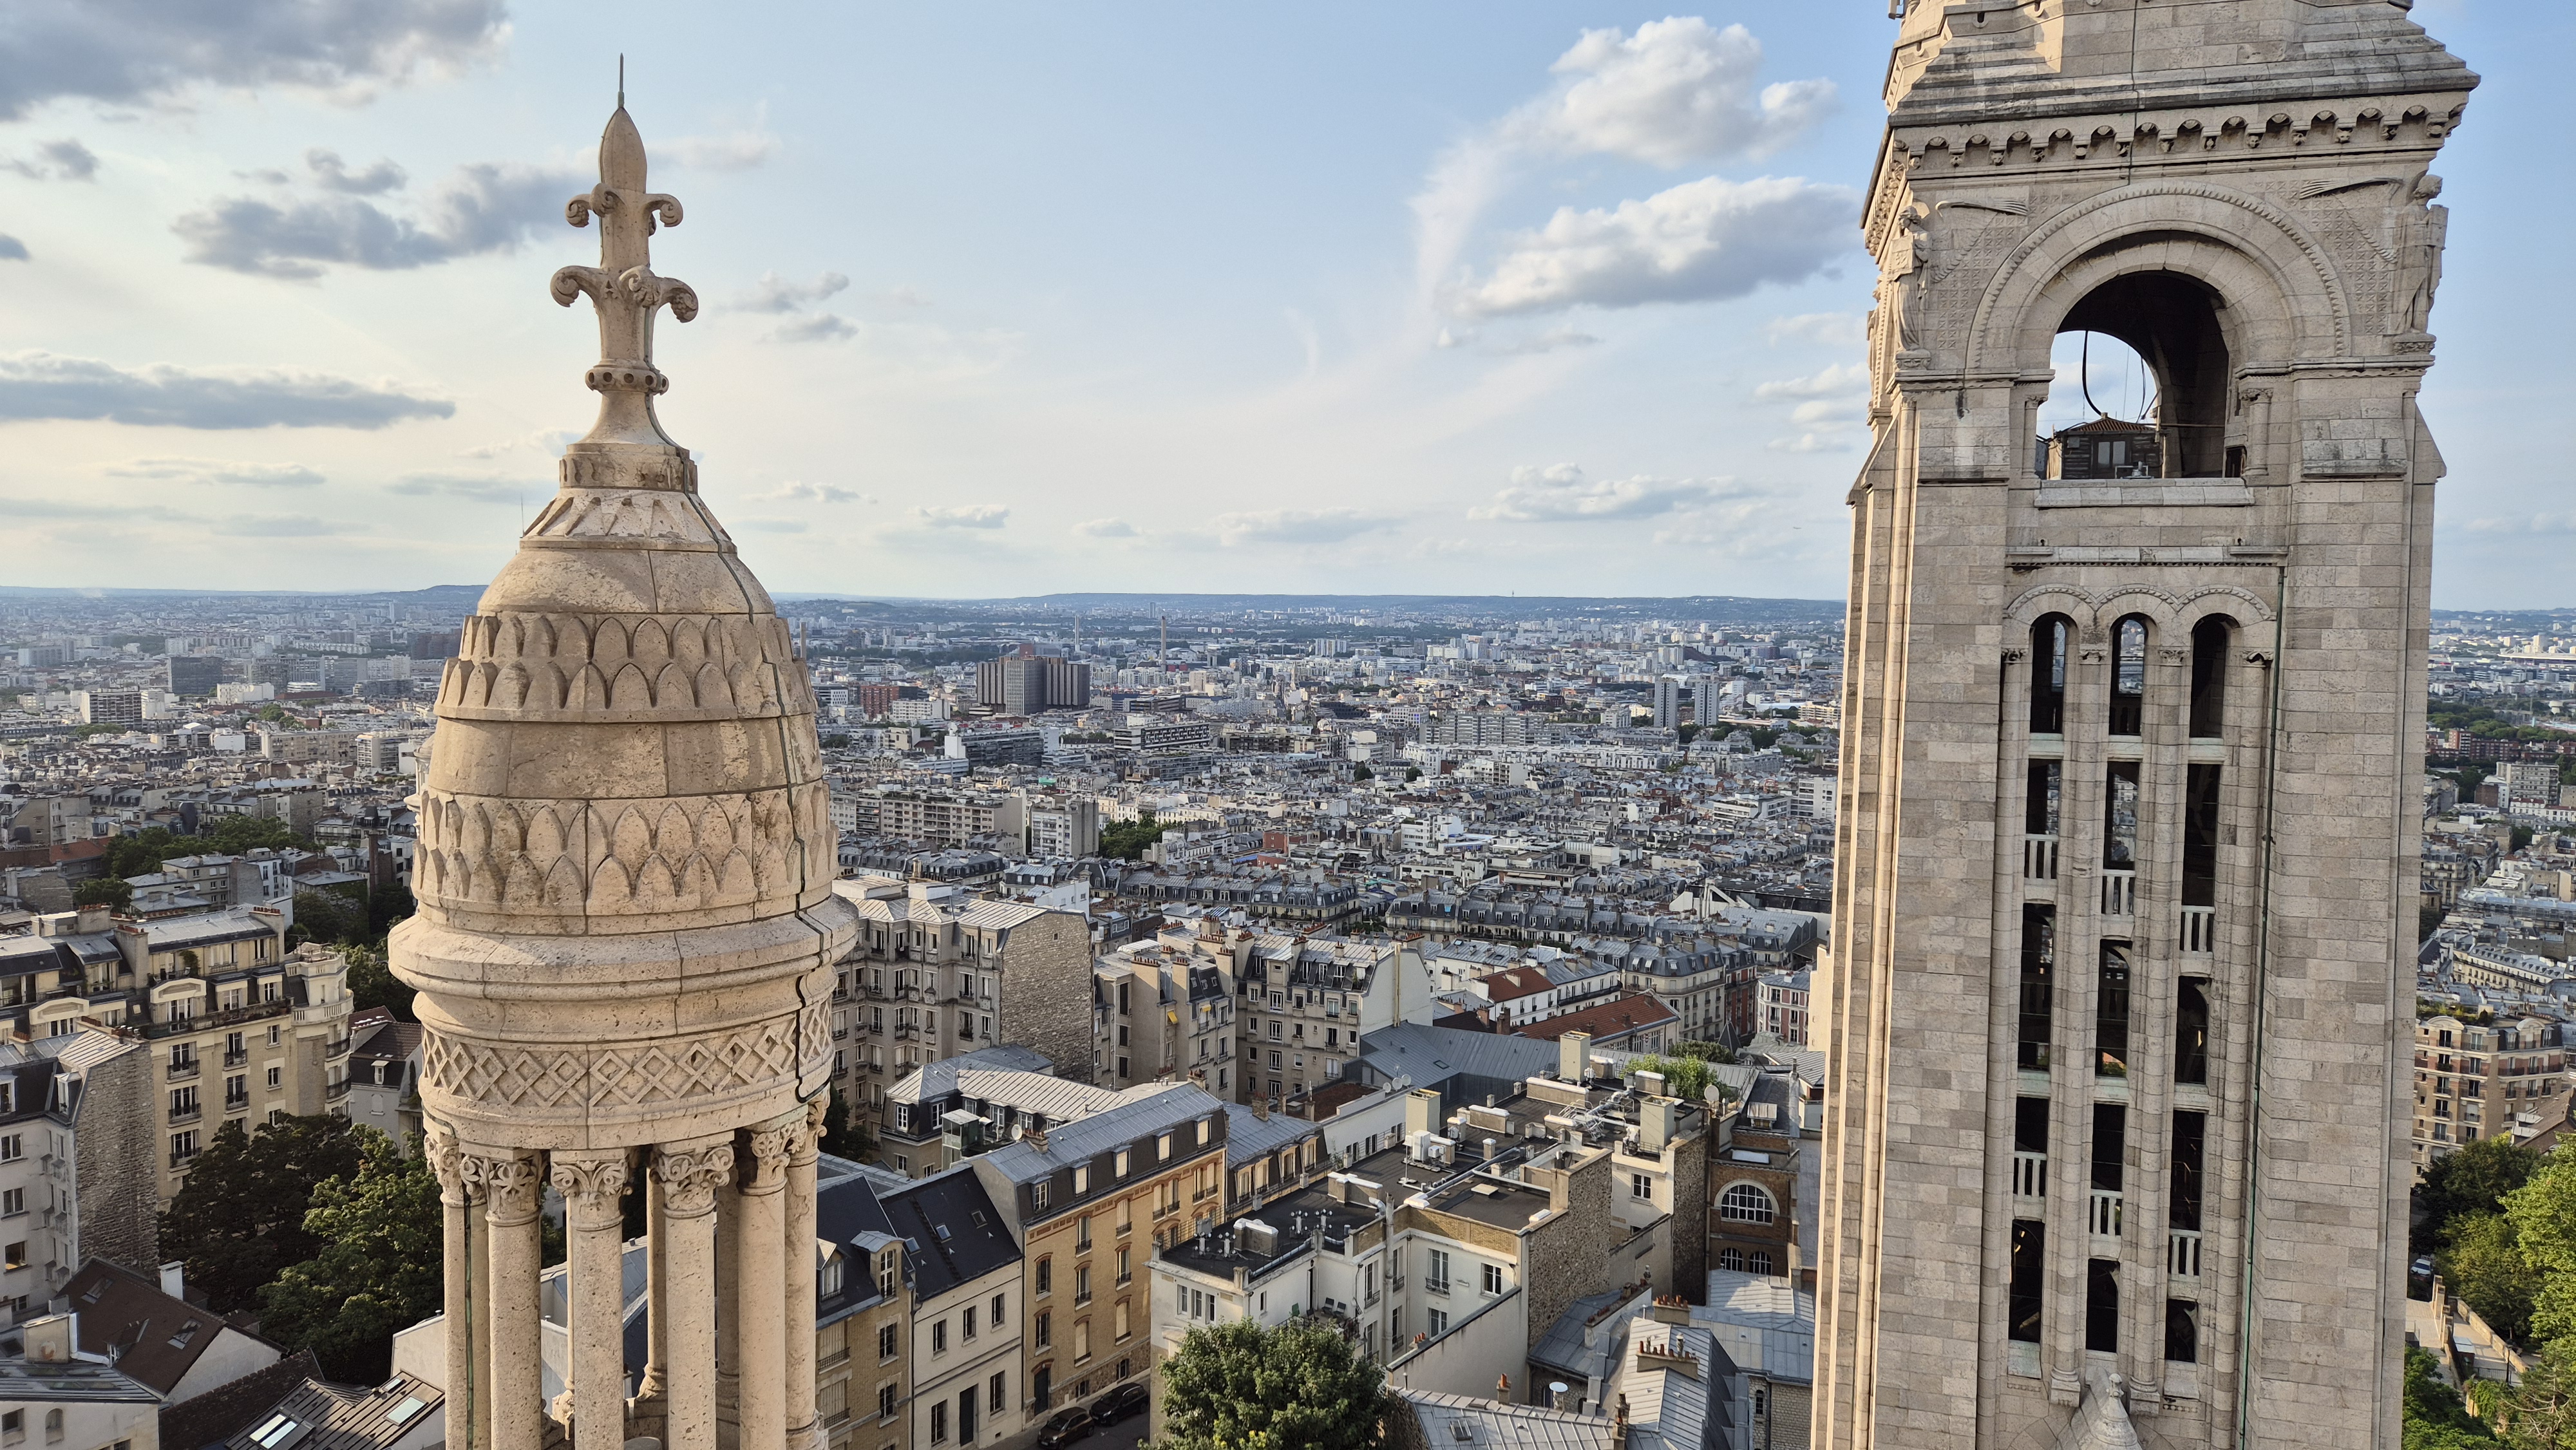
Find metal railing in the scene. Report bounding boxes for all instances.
[169,1103,202,1125]
[2023,834,2059,882]
[2178,906,2216,955]
[2012,1151,2047,1200]
[2100,871,2137,918]
[166,1059,200,1082]
[2168,1229,2202,1279]
[2088,1189,2123,1238]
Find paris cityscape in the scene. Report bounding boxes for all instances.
[1,4,2570,1450]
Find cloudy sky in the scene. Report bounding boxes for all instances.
[0,1,2564,605]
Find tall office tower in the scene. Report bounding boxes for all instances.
[1651,677,1684,730]
[393,99,857,1450]
[1816,5,2472,1447]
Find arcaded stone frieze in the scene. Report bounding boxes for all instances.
[421,997,829,1116]
[410,784,835,927]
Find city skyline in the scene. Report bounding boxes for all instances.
[2,1,2567,606]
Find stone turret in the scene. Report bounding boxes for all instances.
[394,91,855,1450]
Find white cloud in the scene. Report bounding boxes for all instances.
[1209,509,1399,546]
[2461,513,2576,536]
[303,149,406,194]
[1413,17,1833,305]
[913,504,1009,529]
[0,352,451,429]
[0,0,505,121]
[1766,312,1866,346]
[3,139,99,182]
[1448,174,1857,318]
[174,162,585,278]
[1754,363,1868,401]
[1470,463,1730,522]
[755,480,871,505]
[771,314,857,344]
[1766,432,1854,454]
[107,457,325,487]
[667,127,781,173]
[1075,518,1138,538]
[739,271,851,314]
[214,514,334,537]
[1788,398,1862,427]
[1521,19,1833,166]
[388,473,541,502]
[732,517,809,533]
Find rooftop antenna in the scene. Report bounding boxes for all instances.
[618,55,625,109]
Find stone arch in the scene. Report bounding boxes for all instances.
[1971,182,2351,384]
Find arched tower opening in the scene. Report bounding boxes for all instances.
[2043,269,2235,480]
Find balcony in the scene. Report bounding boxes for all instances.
[2178,906,2216,956]
[166,1059,200,1082]
[2088,1189,2123,1238]
[145,998,289,1040]
[2023,834,2059,882]
[169,1103,202,1125]
[325,1079,351,1102]
[223,1095,250,1113]
[2168,1229,2202,1279]
[325,1037,352,1060]
[2011,1151,2047,1200]
[2100,871,2137,918]
[223,1051,249,1069]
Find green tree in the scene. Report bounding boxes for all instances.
[2513,825,2537,853]
[159,1115,366,1312]
[72,878,132,910]
[1157,1318,1392,1450]
[1403,766,1423,783]
[2402,1344,2499,1449]
[2421,1138,2543,1253]
[2423,903,2451,943]
[343,945,416,1021]
[104,827,179,879]
[1102,813,1168,862]
[822,1087,875,1160]
[2494,1341,2576,1450]
[1352,764,1373,781]
[290,889,368,947]
[258,1131,442,1383]
[2507,1147,2576,1350]
[206,814,309,855]
[2439,1213,2537,1345]
[1622,1053,1714,1103]
[366,879,418,941]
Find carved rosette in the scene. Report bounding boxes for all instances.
[551,1153,634,1230]
[652,1142,736,1218]
[482,1151,547,1227]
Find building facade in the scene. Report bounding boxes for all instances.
[1816,5,2474,1447]
[830,878,1094,1099]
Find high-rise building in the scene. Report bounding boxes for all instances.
[1650,678,1684,730]
[1816,6,2472,1447]
[73,691,141,726]
[976,645,1090,716]
[166,655,225,697]
[395,100,856,1450]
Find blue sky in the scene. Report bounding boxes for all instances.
[0,1,2562,605]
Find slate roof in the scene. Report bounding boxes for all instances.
[60,1259,276,1399]
[1218,1101,1320,1169]
[882,1167,1019,1301]
[214,1369,442,1450]
[1349,1023,1561,1100]
[1396,1391,1613,1450]
[973,1085,1221,1187]
[885,1044,1055,1104]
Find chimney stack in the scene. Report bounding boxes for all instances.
[1558,1030,1593,1083]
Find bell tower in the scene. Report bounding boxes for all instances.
[1815,3,2473,1447]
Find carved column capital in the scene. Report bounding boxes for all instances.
[480,1147,546,1225]
[737,1118,799,1196]
[2156,647,2190,667]
[551,1151,632,1230]
[2000,647,2027,665]
[653,1139,735,1218]
[792,1095,828,1167]
[424,1122,482,1206]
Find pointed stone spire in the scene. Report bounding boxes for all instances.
[395,96,853,1450]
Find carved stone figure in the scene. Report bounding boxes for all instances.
[1891,206,1938,353]
[2394,172,2448,334]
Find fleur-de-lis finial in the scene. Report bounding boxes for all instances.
[549,86,698,460]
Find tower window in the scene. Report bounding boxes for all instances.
[2018,907,2054,1071]
[2096,945,2131,1078]
[2170,1111,2206,1232]
[2009,1220,2045,1343]
[2014,1096,2049,1154]
[2189,617,2233,737]
[2026,761,2061,837]
[2183,764,2222,908]
[2087,1259,2120,1353]
[2031,617,2071,734]
[2166,1299,2199,1363]
[2175,979,2210,1086]
[2108,617,2148,737]
[2091,1104,2126,1194]
[2103,764,2140,870]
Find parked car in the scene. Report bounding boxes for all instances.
[1092,1382,1149,1424]
[1036,1406,1095,1447]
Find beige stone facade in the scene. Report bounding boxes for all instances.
[1815,5,2474,1447]
[829,876,1094,1098]
[392,100,857,1450]
[2411,1015,2567,1168]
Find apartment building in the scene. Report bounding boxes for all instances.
[830,878,1092,1106]
[834,790,1025,852]
[0,1031,154,1318]
[2412,1015,2570,1166]
[882,1171,1023,1449]
[1094,927,1240,1094]
[879,1050,1158,1181]
[969,1086,1230,1417]
[1236,931,1430,1109]
[1756,970,1811,1048]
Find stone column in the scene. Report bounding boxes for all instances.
[784,1099,824,1450]
[715,1169,742,1449]
[554,1151,634,1450]
[426,1127,482,1450]
[654,1138,734,1450]
[484,1149,547,1450]
[734,1116,797,1450]
[632,1167,668,1437]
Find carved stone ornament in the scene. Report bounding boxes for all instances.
[549,108,697,437]
[2157,648,2190,666]
[652,1142,735,1217]
[2001,647,2027,664]
[424,1124,480,1205]
[551,1152,632,1228]
[737,1121,799,1193]
[2244,650,2276,667]
[482,1150,547,1225]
